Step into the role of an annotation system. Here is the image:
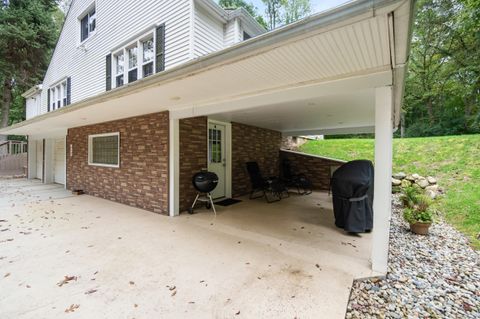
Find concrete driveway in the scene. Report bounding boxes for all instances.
[0,179,371,318]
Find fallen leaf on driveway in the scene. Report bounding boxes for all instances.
[4,273,10,278]
[129,281,135,285]
[0,219,7,222]
[64,304,80,313]
[168,285,176,291]
[84,289,97,295]
[57,275,77,287]
[235,310,240,315]
[171,290,177,297]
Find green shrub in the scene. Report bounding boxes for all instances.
[402,194,435,224]
[400,186,422,208]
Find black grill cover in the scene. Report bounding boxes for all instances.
[331,160,374,233]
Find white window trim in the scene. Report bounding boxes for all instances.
[78,1,97,45]
[88,132,120,168]
[111,29,156,89]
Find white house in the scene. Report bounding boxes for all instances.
[1,0,415,275]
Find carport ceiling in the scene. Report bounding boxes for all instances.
[210,88,375,135]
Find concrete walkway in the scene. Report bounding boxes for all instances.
[0,179,373,318]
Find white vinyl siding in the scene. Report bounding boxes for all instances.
[26,93,42,120]
[194,6,224,58]
[40,0,192,115]
[224,18,242,47]
[54,138,66,185]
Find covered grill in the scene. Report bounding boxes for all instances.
[330,160,374,233]
[189,171,218,215]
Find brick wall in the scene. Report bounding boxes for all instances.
[179,117,208,212]
[279,150,346,190]
[66,112,169,214]
[231,122,282,197]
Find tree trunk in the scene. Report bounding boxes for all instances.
[426,99,434,124]
[0,79,13,142]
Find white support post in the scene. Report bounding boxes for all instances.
[371,86,393,274]
[27,138,37,179]
[169,118,180,217]
[43,138,55,184]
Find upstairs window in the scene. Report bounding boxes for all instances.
[115,52,124,87]
[80,7,96,42]
[48,78,71,112]
[108,29,161,90]
[142,38,154,77]
[127,45,138,83]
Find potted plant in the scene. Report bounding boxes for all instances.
[401,187,435,235]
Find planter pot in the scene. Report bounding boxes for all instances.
[410,222,432,235]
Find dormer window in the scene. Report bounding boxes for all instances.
[47,78,71,112]
[80,6,96,42]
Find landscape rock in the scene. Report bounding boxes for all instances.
[416,178,429,189]
[425,184,439,192]
[346,196,480,319]
[392,178,402,186]
[427,176,437,184]
[411,173,421,180]
[401,180,412,188]
[425,189,437,199]
[393,172,406,180]
[406,175,416,182]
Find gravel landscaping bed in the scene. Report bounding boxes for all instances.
[346,196,480,318]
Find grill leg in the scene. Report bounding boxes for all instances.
[191,193,200,210]
[208,193,216,216]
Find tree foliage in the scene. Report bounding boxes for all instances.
[0,0,61,137]
[261,0,311,29]
[403,0,480,136]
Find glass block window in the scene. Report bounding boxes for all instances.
[89,133,119,167]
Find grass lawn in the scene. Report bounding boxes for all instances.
[300,134,480,249]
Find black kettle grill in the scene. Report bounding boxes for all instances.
[188,171,219,215]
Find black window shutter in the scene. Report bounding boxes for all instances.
[106,54,112,91]
[66,77,71,105]
[47,89,50,112]
[155,24,165,73]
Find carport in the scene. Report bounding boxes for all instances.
[1,0,414,275]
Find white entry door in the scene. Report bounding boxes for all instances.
[208,122,226,199]
[54,138,66,185]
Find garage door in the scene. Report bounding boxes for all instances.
[36,140,43,180]
[54,138,65,185]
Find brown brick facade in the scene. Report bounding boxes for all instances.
[66,112,169,214]
[279,150,346,190]
[179,117,208,212]
[231,122,282,197]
